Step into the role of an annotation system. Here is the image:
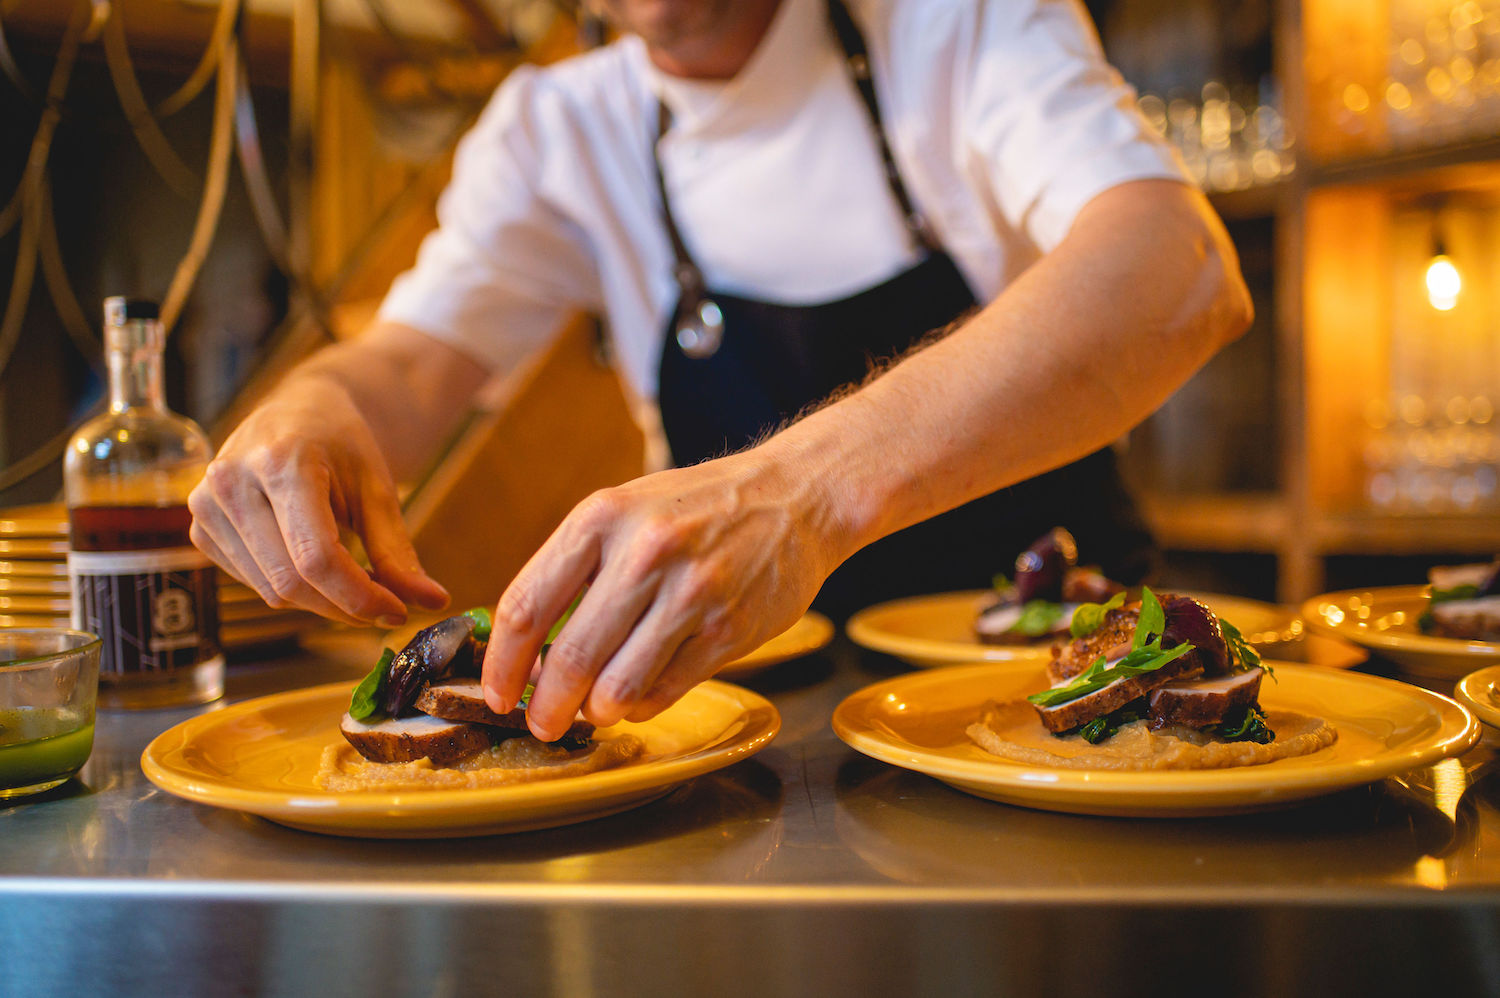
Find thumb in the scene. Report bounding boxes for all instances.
[357,475,450,611]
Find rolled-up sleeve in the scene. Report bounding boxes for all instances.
[961,0,1191,252]
[378,67,602,373]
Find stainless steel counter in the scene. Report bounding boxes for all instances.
[3,630,1498,996]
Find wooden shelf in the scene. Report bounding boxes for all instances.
[1208,181,1289,222]
[1138,492,1288,554]
[1313,512,1500,556]
[1306,135,1500,190]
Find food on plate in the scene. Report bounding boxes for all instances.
[967,587,1336,770]
[974,528,1126,644]
[318,601,645,791]
[1420,559,1500,641]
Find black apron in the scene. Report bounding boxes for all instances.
[652,0,1154,618]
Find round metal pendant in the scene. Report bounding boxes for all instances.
[675,298,725,359]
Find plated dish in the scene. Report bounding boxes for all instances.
[1303,586,1500,679]
[1454,665,1500,730]
[848,588,1300,670]
[831,660,1478,817]
[142,677,780,837]
[717,611,834,679]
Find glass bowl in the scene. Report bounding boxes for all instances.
[0,629,101,799]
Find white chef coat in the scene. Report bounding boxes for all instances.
[378,0,1190,449]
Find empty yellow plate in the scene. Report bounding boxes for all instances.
[1454,665,1500,730]
[718,611,835,679]
[142,678,781,838]
[831,661,1479,817]
[1303,585,1500,679]
[846,589,1299,669]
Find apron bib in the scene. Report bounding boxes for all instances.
[652,0,1153,617]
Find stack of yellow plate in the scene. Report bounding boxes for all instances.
[0,502,324,655]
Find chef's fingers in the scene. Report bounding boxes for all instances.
[482,510,604,715]
[580,597,698,727]
[186,511,259,593]
[622,629,731,723]
[522,566,657,741]
[199,473,373,626]
[354,470,449,612]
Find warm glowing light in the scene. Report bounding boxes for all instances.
[1426,255,1462,311]
[1342,83,1371,113]
[1386,81,1413,111]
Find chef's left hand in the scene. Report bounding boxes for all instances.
[480,446,845,741]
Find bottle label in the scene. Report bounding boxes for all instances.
[69,547,221,675]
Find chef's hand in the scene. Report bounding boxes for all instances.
[187,383,450,627]
[481,446,846,740]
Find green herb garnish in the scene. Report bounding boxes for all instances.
[1215,704,1275,743]
[991,573,1013,594]
[462,606,493,640]
[1066,700,1148,744]
[1431,584,1480,604]
[1026,641,1196,708]
[1070,591,1127,639]
[539,588,586,663]
[349,648,394,721]
[1220,618,1273,681]
[1133,585,1166,650]
[1012,599,1065,637]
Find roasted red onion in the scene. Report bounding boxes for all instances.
[1012,528,1079,604]
[1160,594,1231,676]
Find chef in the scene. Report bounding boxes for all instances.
[188,0,1252,742]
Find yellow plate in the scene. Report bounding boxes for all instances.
[0,559,67,578]
[0,503,66,537]
[1303,585,1500,679]
[0,593,71,614]
[0,538,66,558]
[0,613,70,628]
[142,678,781,837]
[1454,665,1500,730]
[718,611,834,679]
[0,576,70,596]
[847,589,1300,669]
[831,661,1479,817]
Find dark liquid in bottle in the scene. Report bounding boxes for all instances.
[69,504,193,552]
[68,504,220,686]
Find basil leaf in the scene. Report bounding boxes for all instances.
[462,606,492,640]
[540,588,587,663]
[516,682,535,710]
[1133,585,1165,651]
[349,648,394,721]
[1216,705,1275,743]
[1431,584,1480,604]
[1069,591,1127,639]
[1013,599,1065,637]
[1220,619,1272,681]
[1026,641,1195,707]
[991,573,1013,595]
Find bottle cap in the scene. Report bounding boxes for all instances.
[103,297,160,325]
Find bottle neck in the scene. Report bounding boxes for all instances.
[106,319,167,414]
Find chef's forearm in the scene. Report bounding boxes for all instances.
[270,321,489,482]
[768,179,1252,560]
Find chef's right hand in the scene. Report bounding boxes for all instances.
[187,383,450,627]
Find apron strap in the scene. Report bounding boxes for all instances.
[653,0,939,299]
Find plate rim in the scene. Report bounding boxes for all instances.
[141,678,782,821]
[831,660,1480,802]
[845,590,1054,666]
[718,610,835,678]
[1455,665,1500,729]
[1302,584,1500,658]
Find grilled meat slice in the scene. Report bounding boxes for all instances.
[1048,605,1138,683]
[1061,567,1126,604]
[339,712,491,765]
[1147,668,1264,729]
[1429,596,1500,641]
[414,680,596,743]
[1036,653,1202,733]
[975,599,1077,644]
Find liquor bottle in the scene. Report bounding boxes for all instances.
[65,297,223,708]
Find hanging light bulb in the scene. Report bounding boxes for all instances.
[1426,254,1461,311]
[1425,212,1461,311]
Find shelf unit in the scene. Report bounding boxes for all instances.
[1130,0,1500,603]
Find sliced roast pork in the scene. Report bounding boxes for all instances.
[1429,596,1500,641]
[1036,653,1202,733]
[414,680,596,743]
[1147,668,1264,729]
[339,712,491,766]
[1048,606,1137,684]
[976,600,1078,644]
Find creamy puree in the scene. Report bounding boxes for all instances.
[317,733,646,791]
[966,699,1336,771]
